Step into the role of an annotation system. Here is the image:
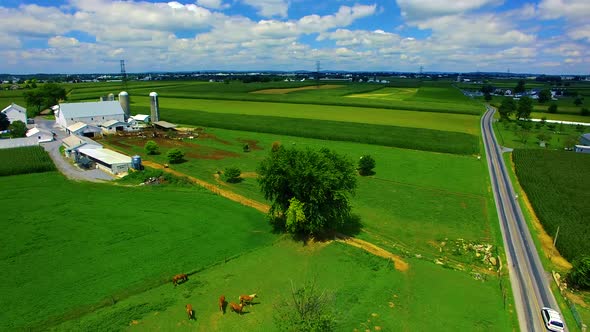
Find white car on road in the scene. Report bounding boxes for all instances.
[541,307,564,332]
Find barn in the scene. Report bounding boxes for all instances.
[100,119,129,134]
[1,103,27,124]
[55,101,125,129]
[25,127,54,143]
[77,148,132,175]
[66,122,102,137]
[62,135,102,160]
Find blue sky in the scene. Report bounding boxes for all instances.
[0,0,588,74]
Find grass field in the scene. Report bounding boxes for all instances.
[512,149,590,261]
[51,240,511,332]
[347,87,418,100]
[0,146,55,176]
[493,119,585,150]
[129,96,481,135]
[0,172,275,330]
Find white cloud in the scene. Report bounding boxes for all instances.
[242,0,289,18]
[48,36,80,48]
[537,0,590,21]
[396,0,503,21]
[318,29,402,47]
[196,0,228,10]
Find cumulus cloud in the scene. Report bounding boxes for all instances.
[396,0,503,21]
[196,0,228,10]
[537,0,590,21]
[48,36,80,48]
[242,0,289,18]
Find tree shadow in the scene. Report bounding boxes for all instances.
[336,213,363,237]
[358,170,376,176]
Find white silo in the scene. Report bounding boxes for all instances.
[119,91,130,119]
[107,93,115,101]
[149,92,160,122]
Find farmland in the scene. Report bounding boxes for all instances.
[512,149,590,261]
[0,79,516,330]
[0,146,55,176]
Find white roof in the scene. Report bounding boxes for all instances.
[25,127,51,137]
[62,135,102,149]
[58,100,124,118]
[67,122,88,132]
[101,119,124,127]
[132,114,150,121]
[78,148,131,165]
[1,103,26,114]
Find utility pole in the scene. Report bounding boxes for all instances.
[120,59,128,90]
[316,60,320,88]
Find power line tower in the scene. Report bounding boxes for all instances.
[120,59,128,90]
[316,60,321,88]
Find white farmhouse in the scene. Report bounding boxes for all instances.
[55,101,125,129]
[1,103,27,124]
[26,127,54,143]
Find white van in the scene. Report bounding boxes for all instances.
[541,307,564,332]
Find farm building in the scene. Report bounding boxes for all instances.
[0,136,37,149]
[581,133,590,146]
[66,122,102,137]
[153,120,177,131]
[574,145,590,154]
[131,114,150,123]
[25,127,54,143]
[62,135,102,160]
[77,148,131,174]
[55,100,125,129]
[1,103,27,124]
[100,119,130,134]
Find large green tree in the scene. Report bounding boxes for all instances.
[538,89,552,103]
[517,96,533,119]
[567,256,590,290]
[257,146,357,236]
[24,83,67,116]
[9,120,27,138]
[0,112,9,131]
[498,97,516,119]
[514,79,526,94]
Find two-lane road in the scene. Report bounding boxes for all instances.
[481,106,565,331]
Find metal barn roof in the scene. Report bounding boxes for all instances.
[101,119,125,127]
[59,101,124,118]
[153,121,177,129]
[1,103,26,114]
[78,148,131,165]
[67,122,88,132]
[62,135,102,149]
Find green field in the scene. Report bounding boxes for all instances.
[52,241,510,332]
[494,119,585,150]
[512,149,590,261]
[0,146,55,176]
[129,96,480,135]
[0,172,275,330]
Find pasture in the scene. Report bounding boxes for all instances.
[0,172,275,330]
[493,119,585,150]
[347,87,418,100]
[100,126,493,264]
[251,84,343,94]
[51,240,511,332]
[0,146,55,176]
[512,149,590,261]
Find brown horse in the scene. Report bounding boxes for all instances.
[229,302,245,315]
[186,304,194,320]
[239,293,257,306]
[219,295,226,313]
[172,273,188,286]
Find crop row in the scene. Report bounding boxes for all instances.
[513,149,590,261]
[0,146,55,176]
[164,109,480,155]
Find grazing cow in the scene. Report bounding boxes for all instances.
[172,274,188,286]
[229,302,245,315]
[186,304,194,320]
[239,294,257,306]
[219,295,226,313]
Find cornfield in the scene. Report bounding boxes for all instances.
[0,146,55,176]
[513,149,590,261]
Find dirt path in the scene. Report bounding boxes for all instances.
[334,233,409,272]
[142,161,270,214]
[143,160,409,271]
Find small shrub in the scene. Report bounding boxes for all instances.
[223,167,242,183]
[581,108,590,116]
[144,140,159,155]
[358,155,376,176]
[243,143,250,152]
[548,103,558,114]
[271,141,281,153]
[167,148,184,164]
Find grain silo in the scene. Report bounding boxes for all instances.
[149,92,160,122]
[107,93,115,101]
[118,91,130,119]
